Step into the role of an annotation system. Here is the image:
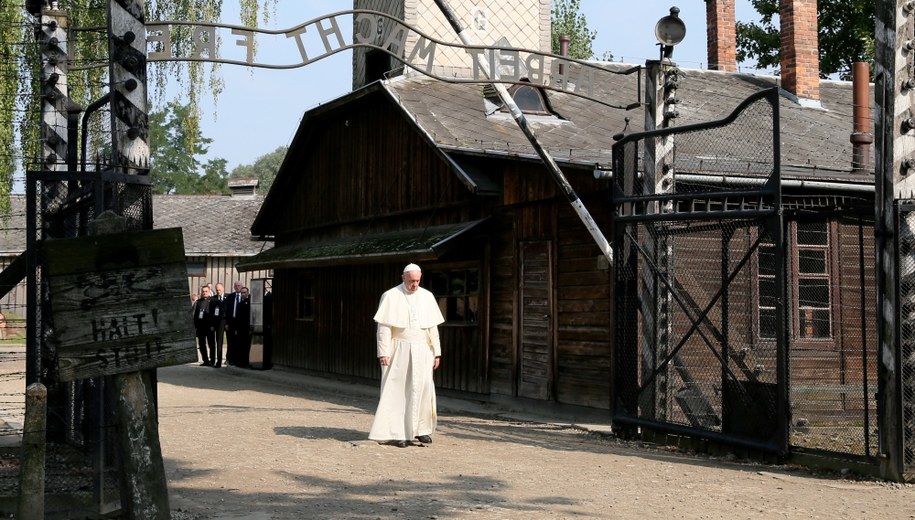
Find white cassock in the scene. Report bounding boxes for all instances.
[368,283,445,442]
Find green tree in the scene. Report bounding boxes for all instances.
[550,0,596,60]
[150,101,226,194]
[735,0,874,80]
[199,158,231,195]
[229,146,287,195]
[0,1,277,207]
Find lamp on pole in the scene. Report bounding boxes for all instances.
[655,7,686,61]
[641,6,688,422]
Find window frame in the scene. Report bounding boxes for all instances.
[295,273,315,321]
[754,220,836,345]
[425,264,481,327]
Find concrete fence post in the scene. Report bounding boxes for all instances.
[18,382,48,519]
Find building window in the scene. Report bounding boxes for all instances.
[427,268,480,324]
[757,243,777,340]
[756,221,832,341]
[501,82,552,116]
[186,261,206,277]
[795,221,831,339]
[297,274,315,320]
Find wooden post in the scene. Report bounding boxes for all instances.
[113,371,170,518]
[90,211,171,518]
[874,0,913,482]
[17,383,48,520]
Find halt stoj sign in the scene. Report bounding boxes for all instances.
[42,228,196,382]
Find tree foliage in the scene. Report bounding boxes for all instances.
[0,1,277,207]
[550,0,596,60]
[735,0,874,80]
[150,101,228,195]
[229,145,286,195]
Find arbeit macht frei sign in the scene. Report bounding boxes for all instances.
[145,10,621,107]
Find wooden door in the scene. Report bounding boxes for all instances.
[518,241,553,400]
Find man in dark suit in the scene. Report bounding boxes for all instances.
[193,285,214,366]
[225,281,244,366]
[262,284,273,370]
[235,286,252,368]
[210,282,228,367]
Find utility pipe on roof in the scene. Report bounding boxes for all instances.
[595,169,874,194]
[667,174,875,193]
[431,0,614,265]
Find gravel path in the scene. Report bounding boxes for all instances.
[157,363,915,520]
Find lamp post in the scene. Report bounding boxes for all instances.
[641,7,686,423]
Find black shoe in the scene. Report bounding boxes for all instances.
[391,440,408,448]
[212,363,221,368]
[416,435,432,444]
[199,362,210,366]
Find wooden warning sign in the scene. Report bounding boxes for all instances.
[43,228,196,382]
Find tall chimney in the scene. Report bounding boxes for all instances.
[705,0,737,72]
[850,61,873,173]
[780,0,820,102]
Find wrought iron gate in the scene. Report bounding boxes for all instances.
[610,88,788,453]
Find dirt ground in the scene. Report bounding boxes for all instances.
[156,363,915,520]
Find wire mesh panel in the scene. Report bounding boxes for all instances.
[611,88,788,452]
[899,204,915,480]
[786,212,878,459]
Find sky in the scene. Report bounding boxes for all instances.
[166,0,764,173]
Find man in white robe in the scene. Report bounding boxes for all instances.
[369,263,445,448]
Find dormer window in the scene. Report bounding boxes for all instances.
[483,78,560,119]
[507,83,551,115]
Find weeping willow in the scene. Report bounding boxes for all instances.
[0,0,277,214]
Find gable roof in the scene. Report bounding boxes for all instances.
[382,63,868,179]
[153,194,268,256]
[0,194,267,257]
[255,63,873,237]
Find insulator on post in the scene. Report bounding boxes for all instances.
[904,117,915,132]
[664,77,679,92]
[903,77,915,92]
[903,158,915,173]
[593,169,613,180]
[664,110,680,120]
[904,0,915,13]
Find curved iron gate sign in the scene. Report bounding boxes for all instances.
[144,9,641,111]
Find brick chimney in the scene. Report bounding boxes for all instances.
[705,0,737,72]
[780,0,819,103]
